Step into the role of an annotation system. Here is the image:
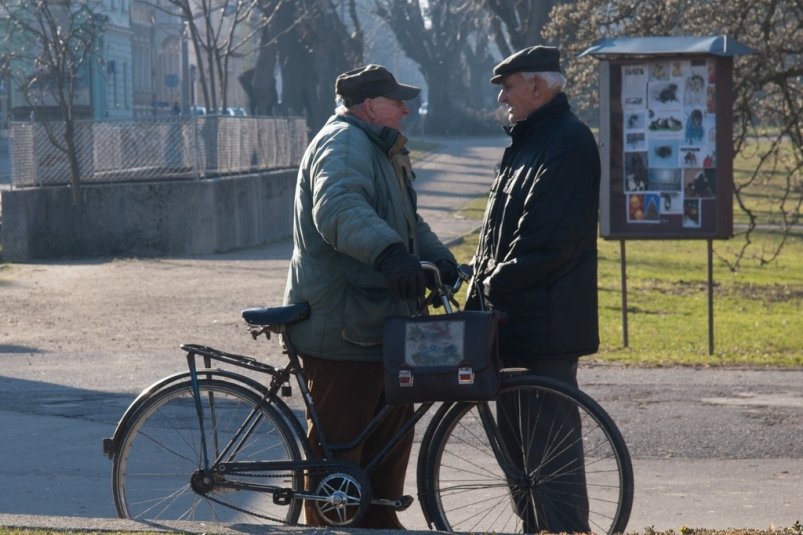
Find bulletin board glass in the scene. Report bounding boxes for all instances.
[599,56,734,239]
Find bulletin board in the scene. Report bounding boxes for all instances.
[597,55,735,239]
[581,36,755,354]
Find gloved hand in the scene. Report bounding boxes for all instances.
[434,259,459,288]
[375,243,426,301]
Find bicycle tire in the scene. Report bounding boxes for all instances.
[112,378,304,524]
[419,373,633,535]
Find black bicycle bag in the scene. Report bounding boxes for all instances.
[382,310,500,405]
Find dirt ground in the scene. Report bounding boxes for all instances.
[0,240,295,365]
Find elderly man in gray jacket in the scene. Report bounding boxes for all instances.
[284,64,456,528]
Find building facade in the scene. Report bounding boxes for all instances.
[96,0,135,119]
[0,0,254,138]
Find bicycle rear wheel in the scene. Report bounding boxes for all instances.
[112,378,303,524]
[420,374,633,534]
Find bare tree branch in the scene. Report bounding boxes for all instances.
[0,0,106,204]
[144,0,274,112]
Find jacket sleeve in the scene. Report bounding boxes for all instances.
[309,130,404,267]
[485,128,600,298]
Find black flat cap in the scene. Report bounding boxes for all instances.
[491,45,562,84]
[336,64,420,106]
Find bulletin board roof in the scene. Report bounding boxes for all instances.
[580,36,756,58]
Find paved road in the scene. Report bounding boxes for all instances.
[1,136,801,533]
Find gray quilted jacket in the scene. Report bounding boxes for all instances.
[283,113,454,361]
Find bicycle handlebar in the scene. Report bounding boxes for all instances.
[419,261,473,313]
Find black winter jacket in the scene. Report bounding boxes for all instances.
[467,93,601,362]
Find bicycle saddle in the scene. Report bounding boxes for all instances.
[242,303,310,326]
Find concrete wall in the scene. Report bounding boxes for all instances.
[1,169,296,261]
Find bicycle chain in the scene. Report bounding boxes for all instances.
[196,466,347,526]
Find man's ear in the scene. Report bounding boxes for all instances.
[526,76,543,105]
[532,76,556,105]
[530,75,542,97]
[363,98,375,119]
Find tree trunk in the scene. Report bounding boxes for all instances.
[246,0,364,132]
[63,117,82,206]
[484,0,566,52]
[245,25,279,115]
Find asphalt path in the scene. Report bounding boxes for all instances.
[1,135,801,533]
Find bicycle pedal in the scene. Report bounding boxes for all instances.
[396,495,414,510]
[272,488,293,506]
[372,495,414,511]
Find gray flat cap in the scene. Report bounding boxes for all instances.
[491,46,562,84]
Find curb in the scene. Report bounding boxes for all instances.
[0,513,439,534]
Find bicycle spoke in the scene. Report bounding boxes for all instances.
[113,379,303,525]
[421,375,632,535]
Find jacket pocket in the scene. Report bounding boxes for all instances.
[341,287,400,347]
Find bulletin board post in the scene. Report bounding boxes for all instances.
[617,238,716,354]
[581,36,755,355]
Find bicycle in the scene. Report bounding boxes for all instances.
[103,262,633,534]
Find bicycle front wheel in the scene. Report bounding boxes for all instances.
[420,374,633,535]
[112,378,304,524]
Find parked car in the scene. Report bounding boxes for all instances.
[189,106,247,117]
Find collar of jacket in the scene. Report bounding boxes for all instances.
[504,92,570,138]
[336,113,408,157]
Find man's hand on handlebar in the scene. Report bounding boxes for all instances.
[419,261,473,311]
[433,259,459,288]
[375,244,426,301]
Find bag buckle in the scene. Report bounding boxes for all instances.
[398,369,413,387]
[458,366,474,385]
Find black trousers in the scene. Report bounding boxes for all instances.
[496,356,590,533]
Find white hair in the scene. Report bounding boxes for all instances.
[335,96,349,115]
[522,71,567,92]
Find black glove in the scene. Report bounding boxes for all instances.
[375,243,426,301]
[434,259,459,287]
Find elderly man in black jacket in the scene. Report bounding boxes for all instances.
[467,45,600,532]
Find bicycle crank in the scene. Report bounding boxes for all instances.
[309,472,371,526]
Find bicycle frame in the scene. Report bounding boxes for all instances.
[178,261,521,498]
[183,333,442,490]
[106,262,535,522]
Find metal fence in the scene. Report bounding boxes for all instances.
[8,115,308,188]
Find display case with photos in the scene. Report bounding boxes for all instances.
[583,37,753,240]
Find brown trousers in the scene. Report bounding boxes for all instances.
[300,355,414,529]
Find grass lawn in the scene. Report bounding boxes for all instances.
[595,233,802,366]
